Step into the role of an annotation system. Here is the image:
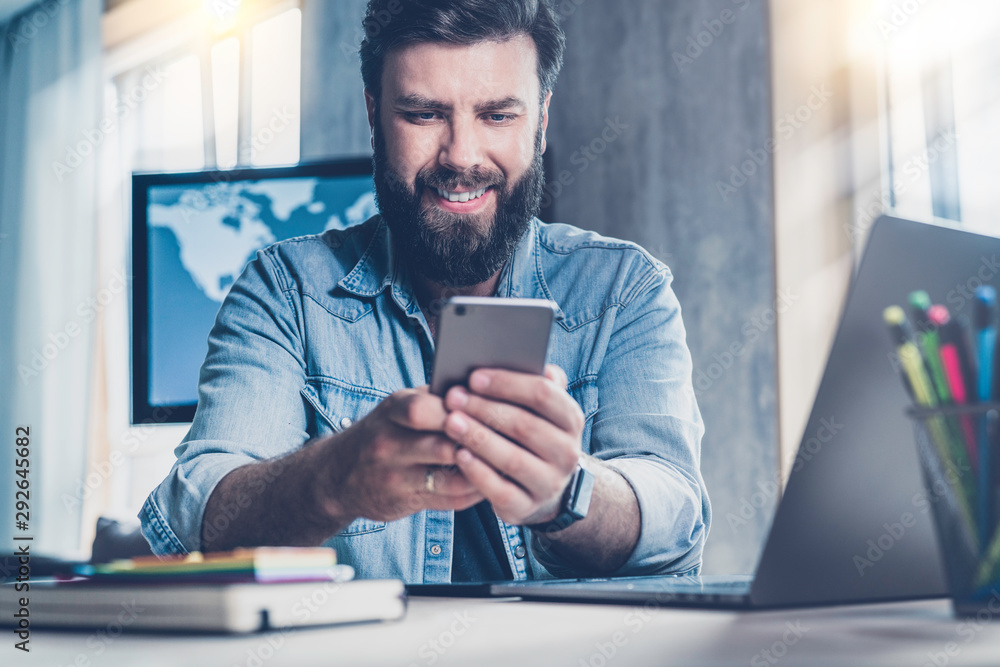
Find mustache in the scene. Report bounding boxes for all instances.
[417,167,504,192]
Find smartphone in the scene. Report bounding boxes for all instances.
[429,297,556,396]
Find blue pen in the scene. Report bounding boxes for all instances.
[974,286,997,548]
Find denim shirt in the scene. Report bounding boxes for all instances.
[140,216,710,583]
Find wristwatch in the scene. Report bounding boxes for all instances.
[526,458,595,534]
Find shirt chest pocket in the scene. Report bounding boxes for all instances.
[300,377,391,536]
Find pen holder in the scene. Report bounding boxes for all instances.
[907,403,1000,617]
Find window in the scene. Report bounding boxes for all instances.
[114,3,301,171]
[90,0,302,529]
[879,0,1000,234]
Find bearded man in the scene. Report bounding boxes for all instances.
[141,0,710,583]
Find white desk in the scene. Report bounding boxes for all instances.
[14,596,1000,666]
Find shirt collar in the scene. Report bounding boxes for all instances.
[337,216,392,297]
[498,219,566,322]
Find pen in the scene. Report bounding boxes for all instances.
[885,306,938,408]
[929,305,980,471]
[975,287,997,403]
[885,306,976,534]
[974,286,997,548]
[912,293,977,504]
[910,291,951,404]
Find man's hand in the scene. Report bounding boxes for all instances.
[201,386,485,552]
[442,364,584,525]
[316,387,485,524]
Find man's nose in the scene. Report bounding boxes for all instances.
[438,117,484,174]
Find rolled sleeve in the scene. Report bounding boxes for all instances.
[604,455,707,575]
[530,261,711,577]
[140,450,256,555]
[140,248,310,555]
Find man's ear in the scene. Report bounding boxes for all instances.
[364,89,377,149]
[540,90,552,154]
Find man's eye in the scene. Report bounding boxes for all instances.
[488,114,512,123]
[407,112,439,122]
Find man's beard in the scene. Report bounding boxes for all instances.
[372,117,545,288]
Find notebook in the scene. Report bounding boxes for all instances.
[2,577,406,633]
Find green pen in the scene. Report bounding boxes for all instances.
[909,291,951,403]
[909,291,976,484]
[885,306,977,542]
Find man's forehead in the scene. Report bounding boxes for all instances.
[382,35,541,106]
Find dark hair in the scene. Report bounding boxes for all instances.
[359,0,566,103]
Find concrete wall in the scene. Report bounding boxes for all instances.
[299,0,778,575]
[300,0,371,159]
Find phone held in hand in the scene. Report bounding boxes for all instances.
[429,297,556,396]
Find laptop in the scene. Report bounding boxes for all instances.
[412,215,999,609]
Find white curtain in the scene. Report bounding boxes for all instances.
[0,0,102,556]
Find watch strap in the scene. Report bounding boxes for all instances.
[526,461,595,534]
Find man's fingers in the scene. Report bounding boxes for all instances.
[410,464,479,497]
[421,490,485,512]
[454,448,534,522]
[444,411,555,494]
[381,432,457,466]
[444,387,576,470]
[544,364,569,390]
[466,367,583,435]
[384,389,449,432]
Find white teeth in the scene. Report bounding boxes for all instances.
[437,187,487,203]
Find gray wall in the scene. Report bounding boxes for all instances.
[300,0,778,575]
[301,0,371,159]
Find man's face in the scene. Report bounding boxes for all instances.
[368,36,549,288]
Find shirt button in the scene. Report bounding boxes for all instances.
[339,417,353,429]
[514,545,526,559]
[429,544,442,556]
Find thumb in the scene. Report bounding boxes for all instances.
[544,364,569,390]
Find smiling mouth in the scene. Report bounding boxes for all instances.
[433,186,490,203]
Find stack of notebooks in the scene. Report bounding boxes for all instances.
[1,548,406,633]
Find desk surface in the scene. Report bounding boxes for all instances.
[13,596,1000,666]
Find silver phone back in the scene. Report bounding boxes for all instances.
[429,297,555,396]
